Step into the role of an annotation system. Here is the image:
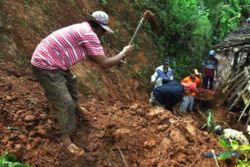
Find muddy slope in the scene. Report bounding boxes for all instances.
[0,60,228,167]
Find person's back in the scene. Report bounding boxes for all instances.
[31,22,103,70]
[153,80,183,111]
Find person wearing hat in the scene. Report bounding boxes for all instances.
[179,70,201,112]
[31,11,133,156]
[151,58,174,88]
[149,58,174,104]
[202,50,219,90]
[214,125,249,145]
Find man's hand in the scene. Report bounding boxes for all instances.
[120,45,134,58]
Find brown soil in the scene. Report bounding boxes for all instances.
[0,1,242,167]
[0,60,230,167]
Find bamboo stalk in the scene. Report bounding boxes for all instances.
[244,109,250,129]
[229,86,249,109]
[238,103,250,122]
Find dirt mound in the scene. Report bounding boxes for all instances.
[0,60,230,167]
[196,88,215,101]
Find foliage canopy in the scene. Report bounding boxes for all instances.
[132,0,250,80]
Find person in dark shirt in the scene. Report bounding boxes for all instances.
[152,79,184,111]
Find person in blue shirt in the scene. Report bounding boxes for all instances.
[151,58,174,88]
[202,50,219,90]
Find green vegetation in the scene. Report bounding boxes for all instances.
[131,0,250,80]
[0,152,30,167]
[200,109,216,132]
[218,138,250,167]
[22,0,31,7]
[14,53,29,68]
[100,0,108,6]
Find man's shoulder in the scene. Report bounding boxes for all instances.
[156,65,164,70]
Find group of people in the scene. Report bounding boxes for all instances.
[30,8,248,157]
[149,50,219,113]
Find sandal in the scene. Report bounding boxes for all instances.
[67,143,85,156]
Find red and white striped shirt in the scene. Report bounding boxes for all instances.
[31,22,105,70]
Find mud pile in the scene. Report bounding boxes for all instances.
[0,60,228,166]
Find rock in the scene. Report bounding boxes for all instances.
[157,125,168,131]
[28,130,36,137]
[14,144,22,151]
[1,136,10,145]
[9,133,18,140]
[114,128,130,138]
[19,134,28,143]
[24,115,36,122]
[159,114,169,123]
[159,138,171,150]
[185,124,196,136]
[147,108,164,119]
[47,119,54,125]
[170,129,188,146]
[5,95,12,100]
[37,128,47,137]
[39,113,47,120]
[129,103,138,110]
[26,144,34,151]
[33,137,41,146]
[144,139,156,148]
[7,141,14,149]
[86,155,96,162]
[16,109,26,115]
[169,118,177,124]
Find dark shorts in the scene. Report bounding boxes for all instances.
[32,66,78,134]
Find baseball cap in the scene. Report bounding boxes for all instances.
[192,68,202,76]
[163,58,170,65]
[208,50,216,57]
[86,11,114,33]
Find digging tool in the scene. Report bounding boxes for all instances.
[128,10,159,45]
[120,10,159,64]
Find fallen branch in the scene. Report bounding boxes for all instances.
[116,145,128,167]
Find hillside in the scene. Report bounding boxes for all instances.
[0,0,246,167]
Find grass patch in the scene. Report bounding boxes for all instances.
[0,152,30,167]
[14,53,29,68]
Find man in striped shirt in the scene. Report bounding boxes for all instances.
[31,11,133,156]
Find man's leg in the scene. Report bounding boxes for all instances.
[209,77,214,90]
[203,76,208,89]
[32,66,83,155]
[180,96,189,112]
[187,96,194,112]
[65,71,84,115]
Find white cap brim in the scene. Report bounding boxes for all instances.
[86,14,114,33]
